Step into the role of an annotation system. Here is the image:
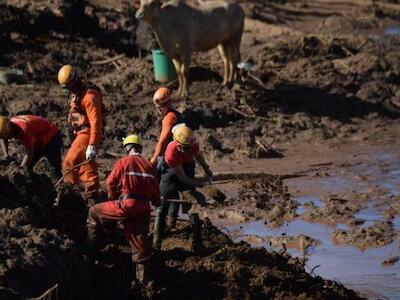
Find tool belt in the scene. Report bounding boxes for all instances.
[117,193,148,208]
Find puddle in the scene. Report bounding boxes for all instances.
[385,26,400,36]
[222,150,400,299]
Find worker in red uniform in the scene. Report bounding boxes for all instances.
[152,123,212,252]
[87,134,160,287]
[0,115,62,181]
[57,64,103,206]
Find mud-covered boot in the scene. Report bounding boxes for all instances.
[189,213,204,253]
[152,205,167,251]
[131,261,151,289]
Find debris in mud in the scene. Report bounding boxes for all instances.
[239,177,296,227]
[302,196,363,226]
[332,221,396,250]
[242,233,320,256]
[381,256,399,267]
[200,185,227,203]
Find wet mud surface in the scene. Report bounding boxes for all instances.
[1,0,400,299]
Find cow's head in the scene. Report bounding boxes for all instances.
[135,0,161,21]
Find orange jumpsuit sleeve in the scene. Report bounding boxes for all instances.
[150,112,177,163]
[83,91,103,147]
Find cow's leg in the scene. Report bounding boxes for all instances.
[227,44,235,83]
[172,58,183,96]
[231,33,242,81]
[180,53,191,98]
[218,44,229,85]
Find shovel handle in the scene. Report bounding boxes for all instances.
[54,159,91,187]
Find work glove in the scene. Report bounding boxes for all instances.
[86,145,96,160]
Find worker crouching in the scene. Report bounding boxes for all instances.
[87,134,160,287]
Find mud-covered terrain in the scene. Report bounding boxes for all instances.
[1,0,400,299]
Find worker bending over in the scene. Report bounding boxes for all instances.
[0,115,62,181]
[153,124,212,252]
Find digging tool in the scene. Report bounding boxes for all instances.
[54,159,91,187]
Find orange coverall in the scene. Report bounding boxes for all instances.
[62,81,103,200]
[150,109,179,164]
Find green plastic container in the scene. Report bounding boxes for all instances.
[151,49,176,83]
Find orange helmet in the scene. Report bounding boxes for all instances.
[58,64,78,88]
[153,87,171,106]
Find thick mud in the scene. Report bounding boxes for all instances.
[1,0,400,299]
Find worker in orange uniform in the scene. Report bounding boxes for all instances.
[57,65,103,206]
[87,134,160,287]
[152,124,212,252]
[0,115,62,181]
[149,87,182,165]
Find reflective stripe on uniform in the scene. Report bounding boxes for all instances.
[124,172,156,179]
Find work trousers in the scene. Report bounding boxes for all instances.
[88,198,151,262]
[63,132,99,200]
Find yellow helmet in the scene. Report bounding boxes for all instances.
[58,65,78,88]
[172,123,194,146]
[0,116,10,139]
[122,134,142,147]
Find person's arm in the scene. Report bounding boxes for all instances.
[84,93,103,149]
[173,165,205,188]
[150,114,176,164]
[195,151,213,179]
[0,139,9,158]
[20,148,34,168]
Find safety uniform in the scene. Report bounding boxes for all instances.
[150,109,181,164]
[10,115,62,179]
[153,140,200,249]
[88,154,160,263]
[62,80,103,201]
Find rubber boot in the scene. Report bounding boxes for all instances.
[152,202,167,251]
[131,261,150,288]
[189,213,204,253]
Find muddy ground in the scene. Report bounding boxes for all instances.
[1,0,400,299]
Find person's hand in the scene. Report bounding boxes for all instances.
[86,145,96,160]
[150,157,157,165]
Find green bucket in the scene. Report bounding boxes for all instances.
[151,49,176,83]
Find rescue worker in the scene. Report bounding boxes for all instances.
[149,87,181,165]
[0,115,62,181]
[57,65,103,206]
[87,134,160,287]
[150,87,183,230]
[152,123,213,252]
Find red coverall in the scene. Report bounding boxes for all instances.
[62,81,103,200]
[87,154,160,262]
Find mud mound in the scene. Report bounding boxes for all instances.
[0,164,55,217]
[0,166,92,300]
[302,196,363,226]
[147,220,361,299]
[240,176,296,227]
[332,220,396,250]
